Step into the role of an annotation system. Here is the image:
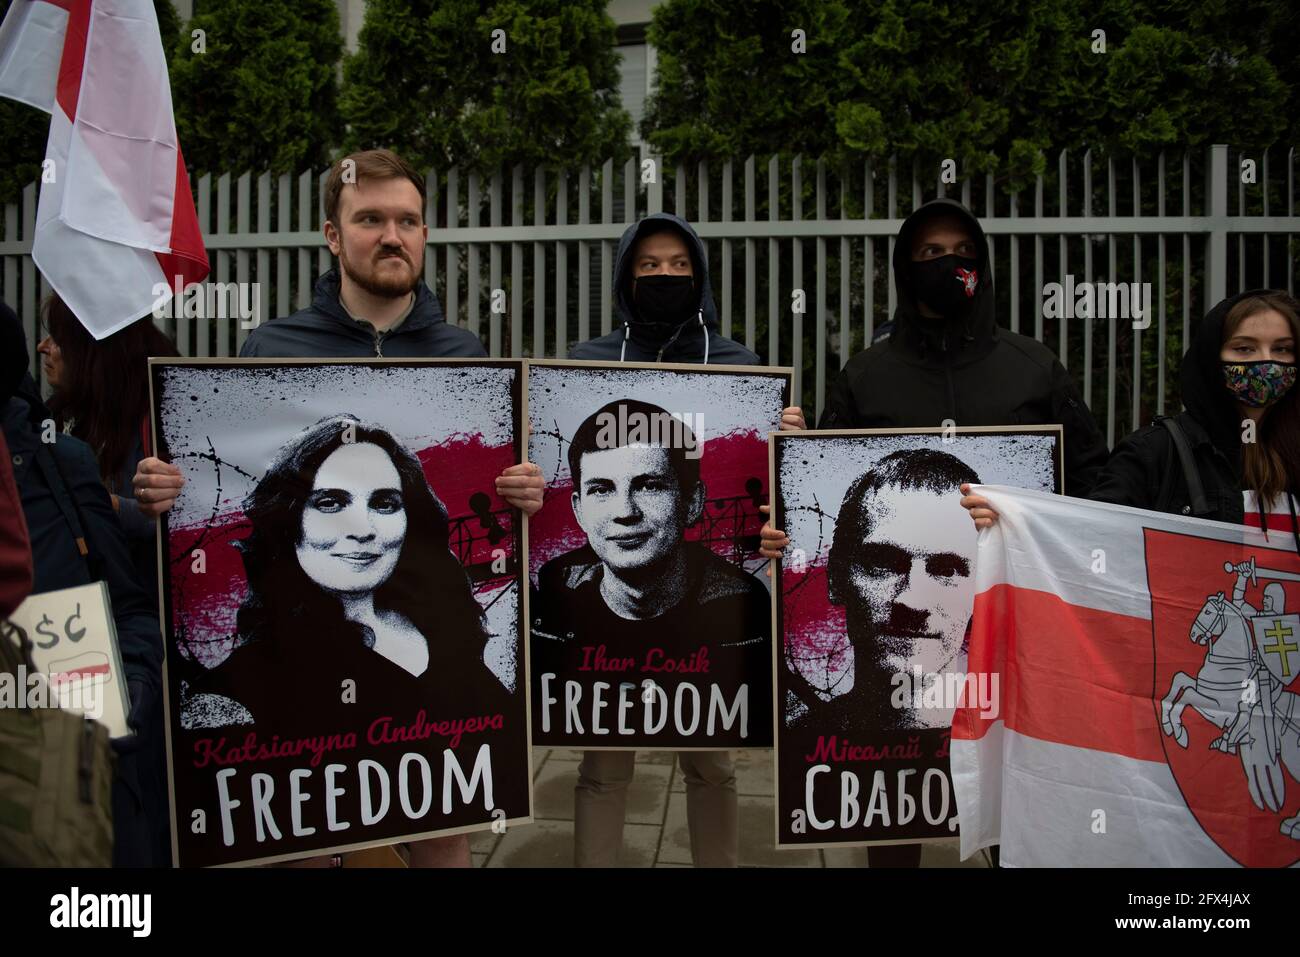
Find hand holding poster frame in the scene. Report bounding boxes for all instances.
[771,426,1063,848]
[527,359,791,750]
[150,358,533,867]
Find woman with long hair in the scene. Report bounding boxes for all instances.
[196,413,506,731]
[39,294,180,599]
[963,289,1300,536]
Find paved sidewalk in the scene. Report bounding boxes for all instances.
[469,748,990,868]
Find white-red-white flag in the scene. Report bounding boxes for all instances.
[0,0,208,339]
[952,485,1300,867]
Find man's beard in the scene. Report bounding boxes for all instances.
[340,244,423,298]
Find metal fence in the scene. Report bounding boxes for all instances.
[2,144,1297,446]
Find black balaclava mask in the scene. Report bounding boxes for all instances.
[906,254,981,319]
[632,273,696,330]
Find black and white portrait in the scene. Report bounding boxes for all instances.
[773,427,1061,847]
[153,359,532,867]
[527,362,789,749]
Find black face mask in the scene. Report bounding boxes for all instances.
[633,273,696,328]
[906,254,981,318]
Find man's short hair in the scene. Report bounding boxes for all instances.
[324,149,427,226]
[827,448,981,602]
[568,399,700,496]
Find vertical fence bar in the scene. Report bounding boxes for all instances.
[1058,149,1069,367]
[814,158,827,415]
[244,171,268,354]
[1263,148,1270,289]
[792,156,803,406]
[1131,157,1141,434]
[1084,150,1096,403]
[624,156,637,224]
[1157,152,1167,416]
[721,160,734,339]
[188,173,210,356]
[208,172,229,358]
[467,171,481,338]
[490,170,503,356]
[577,165,590,348]
[275,173,290,333]
[674,160,686,219]
[865,160,874,347]
[744,155,756,352]
[839,165,850,371]
[768,155,779,366]
[512,165,524,357]
[533,166,546,357]
[1009,189,1019,334]
[317,170,330,280]
[1183,153,1192,362]
[600,159,613,337]
[555,169,568,358]
[887,157,897,319]
[1237,148,1246,293]
[1207,144,1228,307]
[445,167,460,329]
[1105,155,1116,448]
[297,170,312,310]
[985,171,996,293]
[229,172,250,358]
[424,168,438,298]
[1034,168,1044,343]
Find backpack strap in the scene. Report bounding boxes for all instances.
[1157,416,1212,516]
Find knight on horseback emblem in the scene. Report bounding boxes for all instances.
[1161,555,1300,839]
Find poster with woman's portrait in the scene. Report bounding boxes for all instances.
[772,427,1062,849]
[151,359,532,867]
[527,360,790,750]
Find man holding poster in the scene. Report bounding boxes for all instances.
[537,210,802,868]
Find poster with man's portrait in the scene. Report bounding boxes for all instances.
[527,360,790,750]
[772,427,1062,848]
[151,359,532,867]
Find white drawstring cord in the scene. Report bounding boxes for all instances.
[619,323,629,362]
[700,310,710,365]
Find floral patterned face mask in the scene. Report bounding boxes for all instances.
[1222,360,1298,407]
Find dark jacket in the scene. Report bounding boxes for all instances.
[818,198,1109,496]
[3,386,169,866]
[1088,289,1290,528]
[240,269,487,359]
[569,213,761,366]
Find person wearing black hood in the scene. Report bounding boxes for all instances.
[763,198,1107,868]
[561,212,803,868]
[815,197,1109,492]
[964,289,1300,533]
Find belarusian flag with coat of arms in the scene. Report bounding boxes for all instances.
[952,485,1300,867]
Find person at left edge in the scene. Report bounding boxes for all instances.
[3,304,165,867]
[132,149,543,868]
[560,211,804,868]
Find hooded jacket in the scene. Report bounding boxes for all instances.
[569,213,760,366]
[818,198,1109,496]
[1089,288,1292,529]
[239,268,487,359]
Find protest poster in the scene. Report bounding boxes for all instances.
[528,359,790,749]
[5,582,130,737]
[151,358,532,866]
[772,426,1061,847]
